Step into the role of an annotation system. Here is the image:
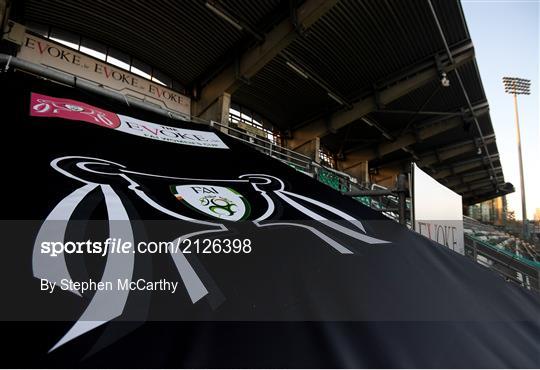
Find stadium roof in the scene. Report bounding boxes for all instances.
[10,0,513,204]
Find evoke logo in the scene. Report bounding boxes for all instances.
[123,120,212,142]
[29,93,229,149]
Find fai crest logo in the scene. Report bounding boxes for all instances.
[171,185,251,221]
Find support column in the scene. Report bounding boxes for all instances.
[314,137,321,164]
[0,0,8,33]
[371,167,401,189]
[292,137,320,163]
[196,92,231,134]
[337,159,369,184]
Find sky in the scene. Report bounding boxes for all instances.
[461,0,539,220]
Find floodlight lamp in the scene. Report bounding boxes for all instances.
[440,72,450,87]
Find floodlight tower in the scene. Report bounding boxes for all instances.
[503,77,531,238]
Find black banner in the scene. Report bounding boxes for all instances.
[0,71,539,368]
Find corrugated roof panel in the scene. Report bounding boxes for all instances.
[17,0,505,198]
[283,0,469,101]
[219,0,282,27]
[21,0,277,85]
[233,56,340,128]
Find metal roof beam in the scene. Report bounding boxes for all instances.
[434,152,499,169]
[453,166,502,179]
[418,133,495,167]
[375,109,461,116]
[281,50,352,110]
[375,123,491,171]
[444,172,488,188]
[444,166,503,188]
[434,162,482,179]
[373,132,495,172]
[432,154,499,179]
[193,0,338,116]
[463,195,497,205]
[462,183,513,203]
[454,179,500,194]
[427,0,501,189]
[376,100,488,117]
[288,43,475,148]
[339,115,465,171]
[463,187,505,202]
[445,167,503,188]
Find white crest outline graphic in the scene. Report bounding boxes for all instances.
[33,156,390,353]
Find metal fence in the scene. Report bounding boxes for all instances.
[465,235,540,292]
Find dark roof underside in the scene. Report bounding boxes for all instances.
[13,0,511,204]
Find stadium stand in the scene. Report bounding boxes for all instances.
[220,116,540,291]
[463,216,540,290]
[1,0,539,367]
[236,127,540,290]
[1,71,539,368]
[464,216,539,262]
[229,118,540,279]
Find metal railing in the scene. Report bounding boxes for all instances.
[464,216,539,261]
[204,118,359,183]
[465,234,540,292]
